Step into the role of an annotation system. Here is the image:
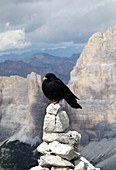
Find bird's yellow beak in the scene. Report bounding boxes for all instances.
[43,77,47,81]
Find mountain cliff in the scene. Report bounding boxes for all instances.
[0,72,46,146]
[68,25,116,141]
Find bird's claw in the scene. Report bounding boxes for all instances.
[51,101,59,105]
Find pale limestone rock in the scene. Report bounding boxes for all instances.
[67,131,81,143]
[74,161,85,170]
[30,166,49,170]
[68,25,116,140]
[37,142,49,154]
[39,154,74,168]
[80,156,91,164]
[46,103,61,115]
[51,167,73,170]
[80,156,97,170]
[43,104,69,132]
[27,72,46,138]
[37,140,78,160]
[87,167,94,170]
[43,130,81,145]
[30,166,40,170]
[74,157,98,170]
[49,141,77,160]
[42,131,65,142]
[0,73,44,145]
[59,131,81,146]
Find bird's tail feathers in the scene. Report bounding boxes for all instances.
[65,98,82,109]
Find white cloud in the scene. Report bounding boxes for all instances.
[0,29,31,51]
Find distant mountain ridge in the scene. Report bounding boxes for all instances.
[0,50,67,63]
[0,53,80,83]
[0,44,84,62]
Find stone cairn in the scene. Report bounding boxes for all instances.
[30,103,100,170]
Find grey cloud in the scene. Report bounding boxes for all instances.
[0,0,116,49]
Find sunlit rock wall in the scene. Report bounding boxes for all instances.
[68,25,116,141]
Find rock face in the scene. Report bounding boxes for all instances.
[30,103,100,170]
[43,103,69,133]
[0,72,46,145]
[68,25,116,141]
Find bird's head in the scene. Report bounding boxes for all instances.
[43,73,57,82]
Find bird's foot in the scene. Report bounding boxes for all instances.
[51,101,59,105]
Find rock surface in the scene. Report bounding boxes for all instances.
[0,72,46,145]
[39,154,74,168]
[30,166,49,170]
[43,104,69,132]
[30,103,99,170]
[68,25,116,141]
[49,141,77,160]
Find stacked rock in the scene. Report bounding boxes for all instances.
[30,103,100,170]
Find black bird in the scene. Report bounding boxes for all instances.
[42,73,82,109]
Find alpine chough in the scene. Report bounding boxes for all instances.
[42,73,82,109]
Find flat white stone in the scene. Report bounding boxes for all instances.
[42,132,65,142]
[39,154,74,168]
[81,157,96,169]
[30,166,49,170]
[49,141,77,160]
[37,142,49,154]
[75,157,99,170]
[51,167,73,170]
[74,161,85,170]
[80,156,90,164]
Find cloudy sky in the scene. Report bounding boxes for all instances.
[0,0,116,56]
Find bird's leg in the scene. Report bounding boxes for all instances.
[51,101,59,105]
